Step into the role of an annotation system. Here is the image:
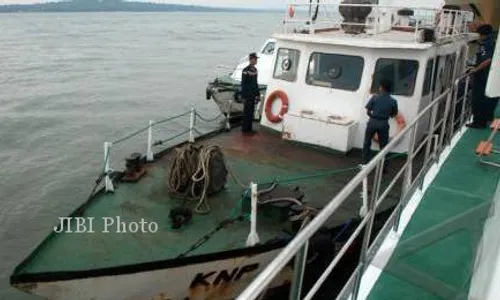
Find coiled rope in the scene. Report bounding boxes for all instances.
[168,144,239,214]
[191,145,225,214]
[168,144,200,197]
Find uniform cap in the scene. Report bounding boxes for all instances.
[249,52,259,59]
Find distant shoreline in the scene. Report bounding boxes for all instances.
[0,1,280,13]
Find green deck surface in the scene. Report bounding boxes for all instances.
[15,126,409,276]
[368,128,500,300]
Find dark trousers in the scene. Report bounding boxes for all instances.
[362,119,389,165]
[242,98,255,132]
[472,75,499,126]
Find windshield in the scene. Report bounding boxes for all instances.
[261,42,275,55]
[306,52,365,91]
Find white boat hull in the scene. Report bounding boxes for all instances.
[14,248,291,300]
[210,86,265,120]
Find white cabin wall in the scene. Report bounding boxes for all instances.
[261,41,374,131]
[261,38,469,154]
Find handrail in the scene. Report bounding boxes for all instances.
[94,108,227,194]
[238,69,472,299]
[111,110,192,145]
[282,1,474,39]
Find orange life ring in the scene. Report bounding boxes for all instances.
[373,113,406,143]
[265,90,289,123]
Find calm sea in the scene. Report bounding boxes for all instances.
[0,12,280,299]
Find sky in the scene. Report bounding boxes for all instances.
[0,0,443,9]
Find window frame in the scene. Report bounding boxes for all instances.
[261,42,276,55]
[371,58,420,97]
[305,52,365,91]
[272,48,301,83]
[422,59,434,96]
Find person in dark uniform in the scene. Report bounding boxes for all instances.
[241,52,260,135]
[467,24,497,128]
[362,79,398,165]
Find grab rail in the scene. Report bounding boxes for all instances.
[97,107,226,193]
[237,72,473,300]
[282,1,474,40]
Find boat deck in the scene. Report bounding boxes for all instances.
[367,128,500,300]
[12,124,413,278]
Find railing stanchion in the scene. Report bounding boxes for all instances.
[424,100,438,163]
[189,107,196,143]
[394,125,417,232]
[226,100,232,130]
[246,182,260,247]
[359,165,368,217]
[460,75,471,129]
[104,142,114,193]
[447,82,459,143]
[352,160,383,299]
[438,91,453,153]
[289,242,309,300]
[146,120,154,162]
[422,105,437,192]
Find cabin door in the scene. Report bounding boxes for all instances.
[434,54,456,97]
[417,59,436,140]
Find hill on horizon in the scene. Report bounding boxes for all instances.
[0,0,272,13]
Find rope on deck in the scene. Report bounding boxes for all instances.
[256,153,407,186]
[168,144,231,214]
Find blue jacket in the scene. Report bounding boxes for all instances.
[241,65,259,100]
[365,92,398,121]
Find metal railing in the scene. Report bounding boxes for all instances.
[98,107,227,193]
[237,73,473,300]
[283,1,474,41]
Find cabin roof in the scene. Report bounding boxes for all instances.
[273,31,477,50]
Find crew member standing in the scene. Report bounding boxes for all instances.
[241,52,260,135]
[467,24,497,128]
[362,79,398,165]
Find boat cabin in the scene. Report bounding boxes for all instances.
[231,38,277,86]
[260,2,477,154]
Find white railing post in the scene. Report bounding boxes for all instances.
[189,107,196,143]
[226,100,232,130]
[289,241,309,300]
[460,75,471,129]
[246,182,260,247]
[359,165,368,217]
[146,120,154,162]
[104,142,114,193]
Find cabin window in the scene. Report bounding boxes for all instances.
[371,59,419,96]
[422,59,434,96]
[262,42,275,55]
[273,48,300,82]
[306,53,364,91]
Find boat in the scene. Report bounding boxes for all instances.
[205,39,275,119]
[10,1,495,299]
[237,1,500,300]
